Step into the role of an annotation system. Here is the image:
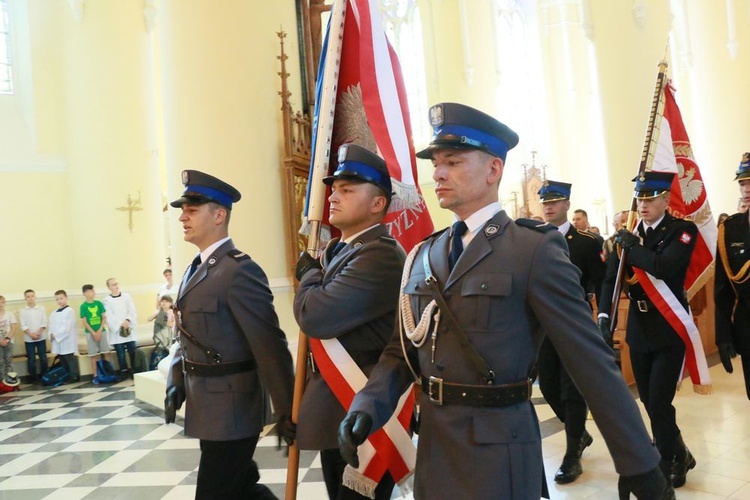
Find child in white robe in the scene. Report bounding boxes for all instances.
[48,290,80,382]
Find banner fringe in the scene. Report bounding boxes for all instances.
[343,465,378,499]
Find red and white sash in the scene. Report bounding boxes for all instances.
[632,268,711,393]
[308,337,416,497]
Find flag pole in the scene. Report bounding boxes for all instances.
[608,57,669,331]
[286,1,347,498]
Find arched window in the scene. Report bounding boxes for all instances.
[379,0,430,147]
[0,0,13,94]
[0,0,12,94]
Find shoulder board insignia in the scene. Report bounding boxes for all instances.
[380,234,398,245]
[422,227,449,242]
[576,229,596,240]
[228,249,250,261]
[515,218,556,233]
[726,212,745,223]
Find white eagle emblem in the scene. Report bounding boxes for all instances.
[679,231,692,245]
[678,162,703,205]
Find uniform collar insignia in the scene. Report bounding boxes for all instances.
[353,240,364,248]
[207,256,218,266]
[484,224,499,236]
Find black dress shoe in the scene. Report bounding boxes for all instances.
[554,432,592,484]
[671,447,696,488]
[554,455,582,484]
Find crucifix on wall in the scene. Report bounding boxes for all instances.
[116,192,143,233]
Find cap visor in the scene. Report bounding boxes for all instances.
[634,191,668,200]
[539,195,567,204]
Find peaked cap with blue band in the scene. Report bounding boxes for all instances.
[632,171,675,200]
[734,152,750,181]
[416,102,519,161]
[538,180,572,203]
[170,170,242,209]
[323,144,393,197]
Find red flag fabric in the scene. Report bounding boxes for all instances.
[330,0,433,252]
[650,81,717,296]
[303,1,432,495]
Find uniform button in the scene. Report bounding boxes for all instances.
[512,432,518,438]
[414,283,419,290]
[435,364,444,371]
[444,291,452,299]
[480,283,488,290]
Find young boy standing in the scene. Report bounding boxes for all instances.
[49,290,80,383]
[0,295,17,382]
[80,284,110,384]
[19,290,48,383]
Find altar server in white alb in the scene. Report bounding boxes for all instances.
[48,290,80,383]
[103,278,138,378]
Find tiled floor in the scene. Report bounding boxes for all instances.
[1,357,749,499]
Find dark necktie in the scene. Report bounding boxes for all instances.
[187,255,202,281]
[646,226,654,239]
[449,221,468,270]
[332,241,346,257]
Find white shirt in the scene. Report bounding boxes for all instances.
[20,305,47,343]
[49,306,78,355]
[455,201,503,249]
[103,292,138,345]
[556,221,572,235]
[180,236,232,292]
[157,282,180,301]
[640,214,665,235]
[199,236,232,265]
[342,224,380,244]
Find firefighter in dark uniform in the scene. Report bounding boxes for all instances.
[164,170,295,499]
[538,180,605,483]
[338,102,673,499]
[598,171,698,489]
[293,144,406,499]
[715,152,750,400]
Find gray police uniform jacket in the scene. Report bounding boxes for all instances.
[349,211,660,499]
[294,225,406,450]
[168,239,295,441]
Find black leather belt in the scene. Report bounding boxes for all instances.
[308,350,382,374]
[629,295,655,313]
[420,375,532,407]
[184,359,256,377]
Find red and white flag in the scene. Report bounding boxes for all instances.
[636,79,716,393]
[304,0,434,495]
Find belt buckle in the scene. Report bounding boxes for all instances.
[428,376,443,405]
[637,300,648,313]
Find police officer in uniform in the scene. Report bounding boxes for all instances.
[538,180,605,483]
[598,171,698,489]
[293,144,406,499]
[165,170,295,499]
[715,152,750,400]
[338,103,672,499]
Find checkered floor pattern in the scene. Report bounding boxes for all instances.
[0,379,326,500]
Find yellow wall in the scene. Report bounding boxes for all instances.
[2,0,750,337]
[0,0,301,337]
